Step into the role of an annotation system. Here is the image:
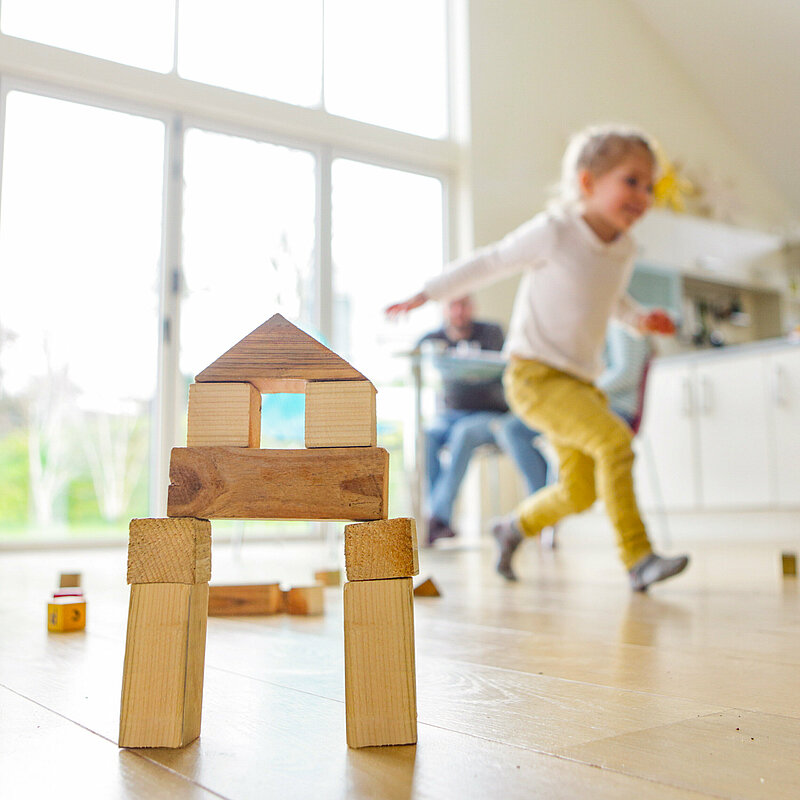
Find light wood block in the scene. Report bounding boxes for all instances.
[343,577,417,748]
[127,518,211,585]
[208,584,282,616]
[305,381,377,448]
[413,577,441,597]
[345,518,419,581]
[195,313,368,389]
[782,552,797,576]
[283,584,325,616]
[58,572,81,588]
[167,447,389,521]
[187,382,261,448]
[47,598,86,632]
[314,569,341,587]
[119,582,209,749]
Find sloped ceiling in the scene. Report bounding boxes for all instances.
[628,0,800,218]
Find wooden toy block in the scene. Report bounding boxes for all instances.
[119,582,208,748]
[782,552,797,576]
[343,577,417,748]
[167,446,389,521]
[187,382,261,447]
[314,569,341,587]
[59,573,81,588]
[283,584,325,615]
[413,577,441,597]
[305,381,377,448]
[208,583,282,616]
[47,597,86,632]
[344,518,419,581]
[195,313,368,389]
[127,518,211,585]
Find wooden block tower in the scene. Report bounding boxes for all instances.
[118,313,416,749]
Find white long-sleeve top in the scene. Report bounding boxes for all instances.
[423,208,646,383]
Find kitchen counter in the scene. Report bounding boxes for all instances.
[655,335,800,365]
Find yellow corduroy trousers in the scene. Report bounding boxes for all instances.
[503,358,652,570]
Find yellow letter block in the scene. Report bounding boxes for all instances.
[48,598,87,632]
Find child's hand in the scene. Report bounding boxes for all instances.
[640,309,675,335]
[385,291,429,319]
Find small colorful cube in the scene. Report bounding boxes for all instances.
[48,596,86,632]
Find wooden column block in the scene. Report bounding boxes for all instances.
[167,447,389,521]
[208,584,282,616]
[59,573,81,588]
[119,582,209,748]
[782,552,797,576]
[343,577,417,748]
[187,382,261,447]
[127,518,211,585]
[305,381,377,448]
[345,518,418,581]
[283,584,325,615]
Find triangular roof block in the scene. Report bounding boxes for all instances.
[195,314,369,390]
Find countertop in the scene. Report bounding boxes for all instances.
[655,335,800,364]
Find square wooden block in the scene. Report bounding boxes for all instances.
[187,382,261,448]
[283,584,325,615]
[345,518,418,581]
[128,518,211,585]
[305,380,376,448]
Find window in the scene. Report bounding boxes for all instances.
[0,92,165,540]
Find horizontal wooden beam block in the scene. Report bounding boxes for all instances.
[344,577,417,748]
[119,582,208,749]
[167,447,389,521]
[305,381,377,448]
[283,584,325,615]
[208,584,282,616]
[187,382,261,448]
[127,518,211,585]
[345,518,419,581]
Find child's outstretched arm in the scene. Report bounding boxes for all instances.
[385,290,430,319]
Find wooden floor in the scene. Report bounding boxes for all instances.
[1,521,799,799]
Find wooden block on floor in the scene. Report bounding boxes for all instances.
[187,382,261,447]
[413,577,441,597]
[208,583,282,616]
[283,584,325,615]
[782,552,797,576]
[47,598,86,632]
[314,569,341,587]
[119,582,209,749]
[127,518,211,585]
[343,577,417,748]
[305,381,376,448]
[167,447,389,521]
[195,313,368,389]
[59,573,81,588]
[345,518,418,581]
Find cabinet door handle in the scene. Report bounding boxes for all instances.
[700,376,713,415]
[681,376,693,416]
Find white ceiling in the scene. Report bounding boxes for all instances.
[628,0,800,217]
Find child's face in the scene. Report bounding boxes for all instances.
[580,149,655,241]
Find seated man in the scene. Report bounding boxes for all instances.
[419,295,547,544]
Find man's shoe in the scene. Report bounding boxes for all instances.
[428,516,457,545]
[491,515,523,581]
[629,553,689,592]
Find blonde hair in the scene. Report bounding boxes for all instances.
[554,124,658,209]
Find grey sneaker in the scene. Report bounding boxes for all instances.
[629,553,689,592]
[492,515,524,581]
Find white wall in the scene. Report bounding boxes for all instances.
[465,0,796,327]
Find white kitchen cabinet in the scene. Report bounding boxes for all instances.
[637,344,800,512]
[694,355,772,509]
[764,348,800,506]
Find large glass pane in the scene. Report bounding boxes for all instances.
[332,158,444,516]
[0,92,165,542]
[0,0,175,73]
[177,0,323,107]
[325,0,449,138]
[181,128,316,536]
